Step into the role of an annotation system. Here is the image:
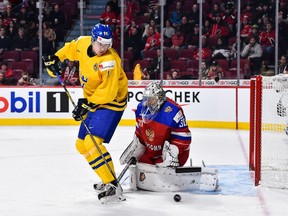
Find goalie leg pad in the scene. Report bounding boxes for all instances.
[131,162,219,192]
[119,136,146,165]
[129,165,137,191]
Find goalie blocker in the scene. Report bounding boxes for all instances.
[129,162,219,192]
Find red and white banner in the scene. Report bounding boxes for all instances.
[0,83,250,128]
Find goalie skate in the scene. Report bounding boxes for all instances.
[98,183,126,204]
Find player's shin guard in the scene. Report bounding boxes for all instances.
[83,135,116,184]
[76,138,89,156]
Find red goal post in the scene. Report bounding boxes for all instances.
[250,75,288,188]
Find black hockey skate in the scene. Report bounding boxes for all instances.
[98,183,126,203]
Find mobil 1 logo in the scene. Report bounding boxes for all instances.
[47,92,69,112]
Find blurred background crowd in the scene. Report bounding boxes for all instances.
[0,0,287,86]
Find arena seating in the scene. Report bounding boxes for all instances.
[119,0,282,79]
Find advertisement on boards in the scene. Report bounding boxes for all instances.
[0,86,250,127]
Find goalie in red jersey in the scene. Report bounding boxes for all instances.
[116,82,218,192]
[121,81,192,167]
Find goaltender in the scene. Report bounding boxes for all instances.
[118,82,218,192]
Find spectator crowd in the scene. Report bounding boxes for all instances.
[2,0,288,86]
[101,0,288,80]
[0,0,81,86]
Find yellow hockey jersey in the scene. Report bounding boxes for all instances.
[55,36,128,111]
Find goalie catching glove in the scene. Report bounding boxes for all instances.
[72,98,96,121]
[42,55,61,77]
[157,141,179,167]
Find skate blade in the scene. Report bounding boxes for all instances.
[100,195,126,204]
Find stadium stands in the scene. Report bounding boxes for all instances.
[0,0,284,83]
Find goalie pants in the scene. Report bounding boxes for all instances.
[76,108,124,184]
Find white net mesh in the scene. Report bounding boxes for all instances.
[260,75,288,189]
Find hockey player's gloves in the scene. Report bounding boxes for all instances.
[42,55,61,78]
[72,98,95,121]
[157,142,179,167]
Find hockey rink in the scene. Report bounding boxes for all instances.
[0,126,288,216]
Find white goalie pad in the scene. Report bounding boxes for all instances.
[130,162,219,192]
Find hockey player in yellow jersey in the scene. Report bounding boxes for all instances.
[43,23,128,203]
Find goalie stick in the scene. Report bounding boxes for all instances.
[118,157,137,182]
[54,71,118,183]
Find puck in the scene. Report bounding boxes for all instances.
[174,194,181,202]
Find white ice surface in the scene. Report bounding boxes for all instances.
[0,126,288,216]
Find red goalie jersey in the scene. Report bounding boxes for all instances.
[135,97,191,166]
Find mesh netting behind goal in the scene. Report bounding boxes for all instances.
[250,75,288,189]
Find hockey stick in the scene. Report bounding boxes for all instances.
[117,157,136,182]
[93,157,136,190]
[54,72,118,183]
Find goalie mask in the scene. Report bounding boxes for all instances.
[141,82,166,124]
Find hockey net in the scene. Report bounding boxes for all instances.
[250,75,288,189]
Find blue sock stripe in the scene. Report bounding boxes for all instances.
[92,158,112,170]
[89,152,110,166]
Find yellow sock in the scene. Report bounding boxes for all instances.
[76,136,116,184]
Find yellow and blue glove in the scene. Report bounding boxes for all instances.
[42,55,61,77]
[72,98,96,121]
